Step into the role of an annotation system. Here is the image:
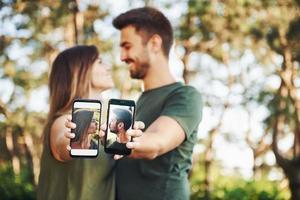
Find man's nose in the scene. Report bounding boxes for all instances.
[120,50,127,62]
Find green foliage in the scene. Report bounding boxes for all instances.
[190,158,290,200]
[191,176,290,200]
[0,165,35,200]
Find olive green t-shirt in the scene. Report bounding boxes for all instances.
[116,82,202,200]
[37,116,115,200]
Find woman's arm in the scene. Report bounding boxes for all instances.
[50,115,74,162]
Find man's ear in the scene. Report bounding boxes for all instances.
[117,122,124,130]
[148,34,162,54]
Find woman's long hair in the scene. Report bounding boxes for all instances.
[71,109,94,142]
[44,45,99,143]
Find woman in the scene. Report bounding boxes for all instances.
[70,109,97,149]
[37,45,115,200]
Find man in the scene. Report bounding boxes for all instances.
[108,108,133,150]
[112,7,202,200]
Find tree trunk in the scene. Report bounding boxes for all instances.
[23,130,39,185]
[273,69,300,200]
[203,128,218,200]
[6,126,20,174]
[182,47,190,84]
[71,0,84,45]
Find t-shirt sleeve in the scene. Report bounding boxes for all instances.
[160,86,203,139]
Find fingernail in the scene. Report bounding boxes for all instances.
[71,133,75,138]
[127,143,133,148]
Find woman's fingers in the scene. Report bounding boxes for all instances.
[65,118,76,129]
[64,131,75,139]
[66,114,72,122]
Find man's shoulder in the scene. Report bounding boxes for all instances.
[170,84,202,101]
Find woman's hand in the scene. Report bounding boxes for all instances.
[64,115,75,151]
[64,115,105,150]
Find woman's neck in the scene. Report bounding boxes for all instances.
[89,88,103,99]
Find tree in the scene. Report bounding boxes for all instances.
[177,0,299,199]
[0,1,111,192]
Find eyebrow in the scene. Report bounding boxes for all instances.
[120,41,130,47]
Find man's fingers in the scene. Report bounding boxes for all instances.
[126,141,140,149]
[66,145,71,151]
[64,131,75,139]
[132,137,140,142]
[126,129,142,137]
[114,154,124,160]
[97,130,105,137]
[100,123,107,131]
[134,121,145,130]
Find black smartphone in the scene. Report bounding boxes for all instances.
[104,99,135,155]
[70,99,101,157]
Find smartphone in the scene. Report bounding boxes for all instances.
[70,99,101,157]
[104,99,135,155]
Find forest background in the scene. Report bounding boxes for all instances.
[0,0,300,199]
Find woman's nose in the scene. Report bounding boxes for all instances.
[102,63,112,71]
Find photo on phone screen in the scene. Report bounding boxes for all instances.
[105,99,135,155]
[70,99,101,157]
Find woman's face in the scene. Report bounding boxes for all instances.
[91,57,114,91]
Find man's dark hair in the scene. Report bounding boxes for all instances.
[113,7,173,58]
[113,108,133,131]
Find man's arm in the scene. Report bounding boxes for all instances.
[126,116,185,160]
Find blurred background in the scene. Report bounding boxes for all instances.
[0,0,300,199]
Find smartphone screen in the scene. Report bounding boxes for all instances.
[70,99,101,157]
[105,99,135,155]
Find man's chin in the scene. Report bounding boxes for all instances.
[130,72,139,79]
[130,71,144,79]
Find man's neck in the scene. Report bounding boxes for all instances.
[119,131,128,143]
[143,58,176,91]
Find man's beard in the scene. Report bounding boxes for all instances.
[129,50,150,79]
[130,61,149,79]
[109,124,118,134]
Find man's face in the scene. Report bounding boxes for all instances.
[109,113,118,133]
[87,121,97,134]
[120,25,150,79]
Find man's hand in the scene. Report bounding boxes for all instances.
[115,116,185,160]
[113,121,145,160]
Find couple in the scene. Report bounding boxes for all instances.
[37,7,202,200]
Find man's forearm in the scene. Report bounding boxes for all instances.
[129,132,171,160]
